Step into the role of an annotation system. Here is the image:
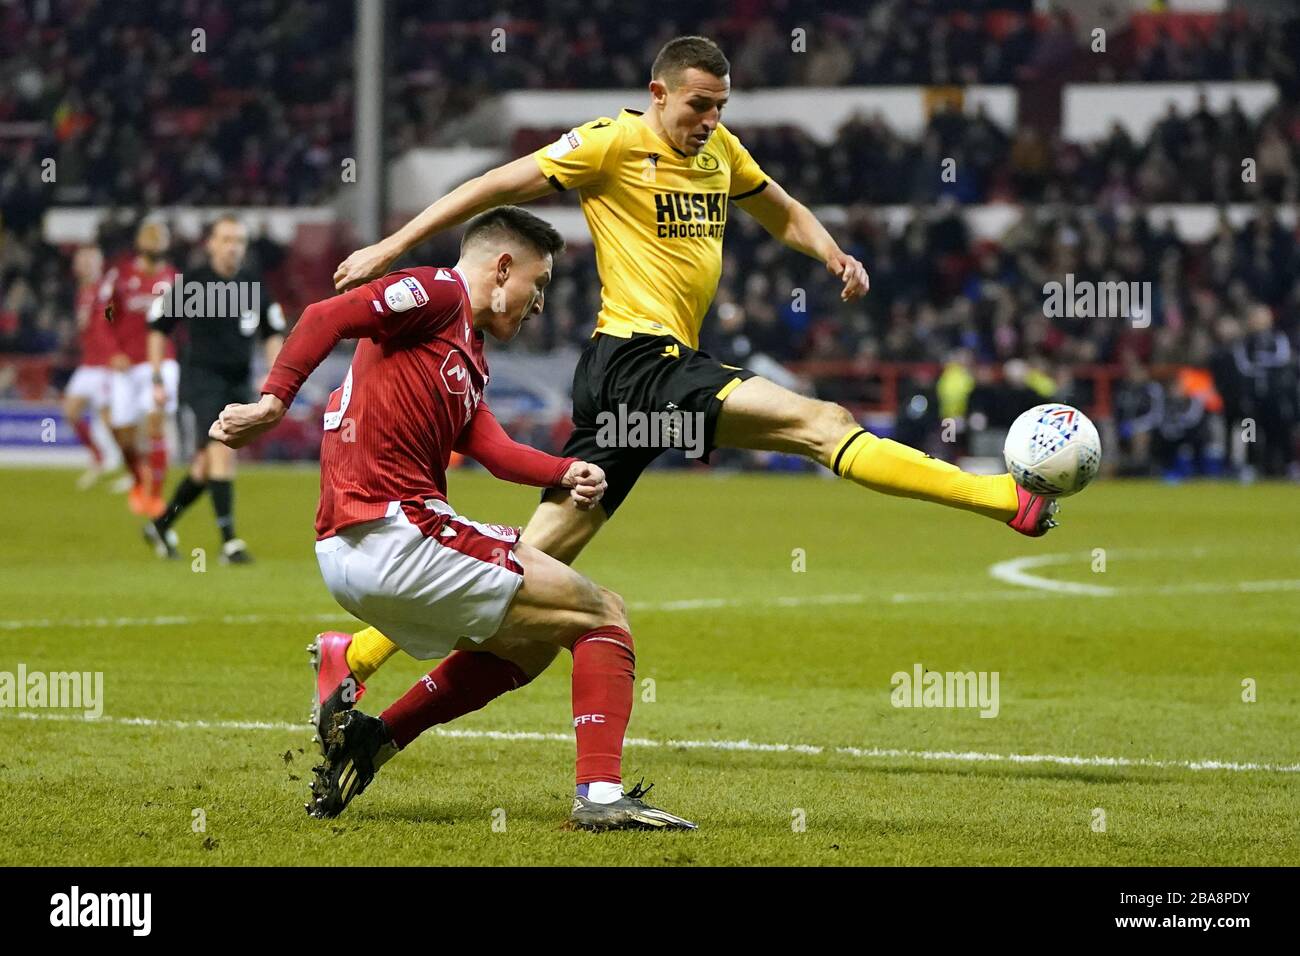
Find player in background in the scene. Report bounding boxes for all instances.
[321,36,1065,734]
[143,216,285,564]
[99,220,179,518]
[211,207,693,830]
[62,245,118,489]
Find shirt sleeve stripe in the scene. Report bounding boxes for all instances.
[546,174,566,192]
[729,180,768,201]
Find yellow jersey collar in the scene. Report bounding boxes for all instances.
[623,108,689,158]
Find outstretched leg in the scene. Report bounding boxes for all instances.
[713,376,1027,522]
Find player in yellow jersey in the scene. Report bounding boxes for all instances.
[313,36,1059,770]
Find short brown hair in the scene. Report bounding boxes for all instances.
[461,206,564,260]
[651,36,729,88]
[206,214,245,239]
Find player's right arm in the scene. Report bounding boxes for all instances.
[333,118,621,291]
[211,270,458,448]
[333,156,553,291]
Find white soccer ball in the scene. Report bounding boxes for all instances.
[1003,403,1101,498]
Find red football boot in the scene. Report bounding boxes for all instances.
[1007,485,1060,537]
[308,632,366,755]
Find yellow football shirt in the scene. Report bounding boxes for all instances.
[533,108,769,349]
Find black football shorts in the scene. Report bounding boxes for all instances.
[181,365,252,447]
[548,332,756,516]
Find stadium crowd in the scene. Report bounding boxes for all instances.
[3,1,1297,209]
[395,0,1300,107]
[1,2,1297,474]
[743,96,1300,206]
[11,91,1297,358]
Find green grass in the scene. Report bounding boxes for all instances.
[1,466,1297,865]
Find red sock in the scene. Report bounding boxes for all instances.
[121,445,143,487]
[381,651,529,749]
[571,626,635,786]
[71,419,103,464]
[149,436,167,493]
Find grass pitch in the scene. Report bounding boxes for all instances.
[1,465,1297,866]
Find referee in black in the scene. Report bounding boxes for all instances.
[144,215,285,563]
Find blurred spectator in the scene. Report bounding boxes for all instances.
[936,348,975,421]
[966,358,1041,456]
[1114,352,1165,476]
[1209,315,1248,469]
[1234,304,1297,477]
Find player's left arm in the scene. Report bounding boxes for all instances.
[735,179,869,302]
[455,404,606,509]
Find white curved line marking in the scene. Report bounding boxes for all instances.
[989,551,1117,596]
[987,546,1297,599]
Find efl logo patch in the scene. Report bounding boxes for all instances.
[383,275,428,312]
[546,129,581,160]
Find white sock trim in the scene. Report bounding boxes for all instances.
[586,781,624,804]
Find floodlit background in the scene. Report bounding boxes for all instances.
[0,0,1297,866]
[3,0,1297,477]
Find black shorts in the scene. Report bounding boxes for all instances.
[180,366,251,446]
[551,332,755,516]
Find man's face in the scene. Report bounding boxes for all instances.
[207,221,248,275]
[652,67,730,156]
[136,222,170,260]
[73,246,103,285]
[483,248,552,342]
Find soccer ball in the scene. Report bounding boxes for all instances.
[1003,404,1101,497]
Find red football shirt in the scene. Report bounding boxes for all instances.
[262,266,574,539]
[76,284,116,366]
[97,257,178,363]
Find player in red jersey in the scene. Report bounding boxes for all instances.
[98,221,179,517]
[62,246,118,489]
[210,207,695,831]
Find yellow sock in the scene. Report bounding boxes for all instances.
[346,627,401,682]
[831,428,1019,522]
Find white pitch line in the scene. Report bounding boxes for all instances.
[0,611,350,632]
[6,711,1298,774]
[5,575,1298,634]
[988,547,1300,599]
[989,551,1117,596]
